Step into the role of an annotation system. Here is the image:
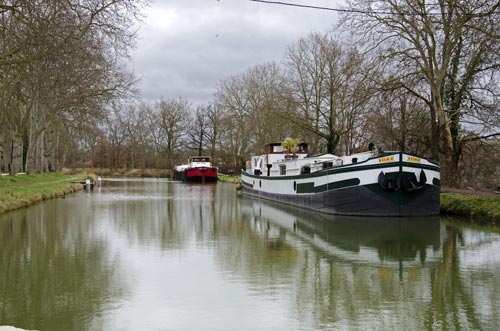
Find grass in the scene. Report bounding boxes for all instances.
[63,167,171,178]
[0,173,87,215]
[217,174,241,184]
[440,193,500,225]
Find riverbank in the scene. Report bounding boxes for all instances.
[440,193,499,225]
[218,174,241,184]
[0,173,87,215]
[63,167,171,178]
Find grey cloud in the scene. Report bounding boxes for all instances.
[131,0,339,105]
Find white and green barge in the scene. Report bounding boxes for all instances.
[241,142,440,217]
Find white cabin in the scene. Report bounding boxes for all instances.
[249,142,374,177]
[188,156,212,168]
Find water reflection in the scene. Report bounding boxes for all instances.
[242,198,442,265]
[1,180,499,331]
[0,197,125,331]
[240,197,500,330]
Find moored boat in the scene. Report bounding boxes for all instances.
[173,156,218,183]
[241,142,440,217]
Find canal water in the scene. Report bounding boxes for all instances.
[1,179,499,331]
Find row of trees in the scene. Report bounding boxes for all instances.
[1,0,499,188]
[0,0,148,174]
[81,38,378,175]
[87,99,218,171]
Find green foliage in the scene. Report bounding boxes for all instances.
[281,138,301,152]
[441,194,500,225]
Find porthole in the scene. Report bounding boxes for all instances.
[259,180,262,188]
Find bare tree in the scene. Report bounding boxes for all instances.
[215,62,293,171]
[104,105,128,170]
[0,0,148,174]
[120,103,152,169]
[215,74,252,171]
[155,98,191,169]
[146,102,168,168]
[205,103,224,162]
[364,84,432,155]
[188,105,209,156]
[286,33,375,154]
[341,0,500,184]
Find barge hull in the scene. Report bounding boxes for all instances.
[241,183,440,217]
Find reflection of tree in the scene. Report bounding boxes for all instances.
[107,180,197,250]
[210,197,300,291]
[292,217,500,330]
[0,200,125,330]
[239,198,447,329]
[289,230,437,329]
[220,216,299,279]
[424,227,488,330]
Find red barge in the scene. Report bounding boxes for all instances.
[173,156,218,183]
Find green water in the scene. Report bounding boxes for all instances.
[1,179,499,330]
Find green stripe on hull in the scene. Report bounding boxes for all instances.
[296,182,315,193]
[297,178,361,193]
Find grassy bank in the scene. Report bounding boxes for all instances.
[63,167,171,178]
[218,174,241,184]
[440,194,500,225]
[0,173,87,215]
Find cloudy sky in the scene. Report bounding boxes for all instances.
[129,0,341,105]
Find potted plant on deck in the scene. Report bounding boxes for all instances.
[281,138,301,160]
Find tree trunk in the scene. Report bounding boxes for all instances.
[10,134,23,175]
[434,98,455,186]
[326,132,340,154]
[0,133,5,173]
[429,99,440,162]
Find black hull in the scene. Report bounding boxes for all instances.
[242,183,440,217]
[172,170,183,181]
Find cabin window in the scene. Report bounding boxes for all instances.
[273,145,285,153]
[279,164,286,175]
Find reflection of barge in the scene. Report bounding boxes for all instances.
[241,142,440,216]
[173,156,218,183]
[241,197,443,267]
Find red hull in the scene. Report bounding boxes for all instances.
[184,167,218,183]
